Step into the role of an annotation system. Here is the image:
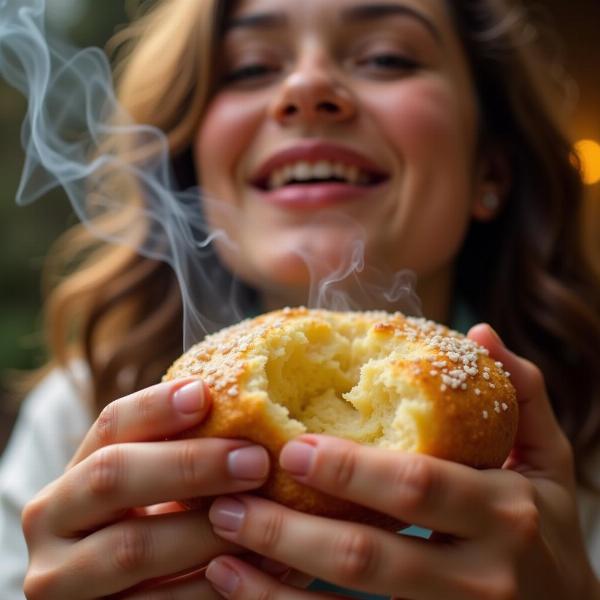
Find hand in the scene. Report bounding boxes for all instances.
[203,325,600,599]
[21,378,272,599]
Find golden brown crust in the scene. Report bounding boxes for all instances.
[164,308,517,529]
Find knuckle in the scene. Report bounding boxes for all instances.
[23,566,60,600]
[513,476,536,503]
[494,482,540,548]
[510,502,541,547]
[87,446,125,497]
[21,496,47,542]
[133,385,160,426]
[95,401,119,446]
[393,455,435,514]
[255,509,285,554]
[330,444,358,488]
[331,529,377,583]
[113,523,154,572]
[176,440,207,487]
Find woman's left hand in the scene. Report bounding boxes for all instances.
[204,324,600,599]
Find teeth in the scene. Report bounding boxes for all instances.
[267,160,374,190]
[293,161,312,181]
[333,162,346,178]
[283,164,294,182]
[313,160,333,179]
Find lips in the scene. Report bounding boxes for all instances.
[250,141,389,194]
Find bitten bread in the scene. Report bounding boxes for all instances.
[163,307,518,528]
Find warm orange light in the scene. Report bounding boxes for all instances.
[575,139,600,186]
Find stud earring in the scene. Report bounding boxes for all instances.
[481,191,500,211]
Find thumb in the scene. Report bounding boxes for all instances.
[468,323,571,475]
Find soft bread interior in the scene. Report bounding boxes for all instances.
[245,317,432,450]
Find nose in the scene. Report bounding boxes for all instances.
[269,52,356,126]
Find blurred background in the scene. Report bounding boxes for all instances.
[0,1,130,448]
[0,0,599,452]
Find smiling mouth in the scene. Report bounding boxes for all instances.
[254,160,389,191]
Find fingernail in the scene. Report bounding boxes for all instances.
[206,559,240,597]
[172,380,205,414]
[228,445,269,480]
[280,440,316,476]
[209,497,246,532]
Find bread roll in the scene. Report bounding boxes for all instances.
[164,307,517,528]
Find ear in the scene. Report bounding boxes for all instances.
[471,143,512,222]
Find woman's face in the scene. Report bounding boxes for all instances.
[196,0,485,313]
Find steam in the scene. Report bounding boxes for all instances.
[0,0,244,346]
[296,212,420,314]
[0,0,421,350]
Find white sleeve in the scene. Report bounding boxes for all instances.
[578,447,600,579]
[0,367,93,599]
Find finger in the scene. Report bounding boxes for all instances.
[243,553,315,589]
[280,434,493,537]
[39,439,269,536]
[68,378,211,468]
[123,571,223,600]
[282,569,316,589]
[243,553,291,578]
[55,511,238,597]
[205,555,329,599]
[209,495,454,598]
[467,324,572,472]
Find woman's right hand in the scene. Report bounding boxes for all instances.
[21,378,271,599]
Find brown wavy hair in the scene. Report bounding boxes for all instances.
[39,0,600,483]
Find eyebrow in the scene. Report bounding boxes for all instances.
[225,12,286,32]
[341,4,442,44]
[225,3,442,45]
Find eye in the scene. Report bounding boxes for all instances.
[357,53,420,73]
[223,63,279,84]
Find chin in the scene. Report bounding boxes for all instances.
[248,251,314,293]
[211,242,307,302]
[269,226,363,267]
[215,226,389,306]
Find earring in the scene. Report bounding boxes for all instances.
[481,191,500,211]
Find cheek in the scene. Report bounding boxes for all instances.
[361,78,478,273]
[195,92,266,198]
[365,77,476,167]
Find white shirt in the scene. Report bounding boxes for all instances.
[0,367,92,598]
[2,367,600,599]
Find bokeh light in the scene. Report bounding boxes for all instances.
[575,139,600,186]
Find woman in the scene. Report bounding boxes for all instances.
[1,0,600,597]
